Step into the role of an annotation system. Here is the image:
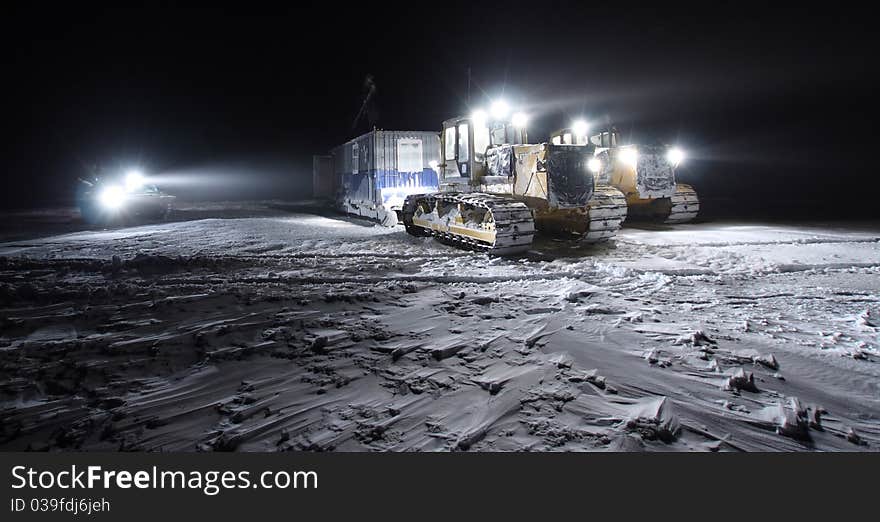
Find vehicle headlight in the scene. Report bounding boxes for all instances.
[490,100,510,120]
[619,147,638,167]
[471,109,488,126]
[587,158,602,173]
[98,185,127,210]
[124,169,146,192]
[666,147,685,167]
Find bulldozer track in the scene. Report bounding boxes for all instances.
[581,186,629,242]
[402,193,535,255]
[664,183,700,224]
[533,186,628,243]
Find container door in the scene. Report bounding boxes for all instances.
[312,155,333,198]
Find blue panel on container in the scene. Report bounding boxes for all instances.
[341,172,374,205]
[375,168,439,210]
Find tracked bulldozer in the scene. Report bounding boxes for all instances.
[401,107,627,254]
[551,126,699,223]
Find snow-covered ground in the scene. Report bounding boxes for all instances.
[1,202,878,451]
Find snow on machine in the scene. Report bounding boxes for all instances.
[77,168,175,224]
[552,126,699,223]
[400,103,627,254]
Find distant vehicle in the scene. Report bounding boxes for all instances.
[77,168,175,224]
[551,127,699,224]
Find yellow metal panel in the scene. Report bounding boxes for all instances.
[411,217,497,243]
[511,144,549,201]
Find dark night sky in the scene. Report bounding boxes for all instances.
[5,5,878,217]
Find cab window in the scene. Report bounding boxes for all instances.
[491,125,507,147]
[509,126,525,144]
[457,123,469,163]
[591,132,611,147]
[474,122,490,162]
[444,126,455,160]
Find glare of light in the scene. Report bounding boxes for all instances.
[471,109,488,126]
[666,147,685,167]
[587,158,602,173]
[619,147,639,167]
[124,169,146,192]
[98,185,127,210]
[573,119,589,137]
[428,160,439,170]
[490,100,510,120]
[511,112,528,128]
[381,186,434,212]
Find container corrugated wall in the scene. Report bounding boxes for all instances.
[331,130,440,218]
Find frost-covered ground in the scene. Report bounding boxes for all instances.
[1,201,878,451]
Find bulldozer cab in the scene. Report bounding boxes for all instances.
[439,116,527,188]
[589,129,620,149]
[489,121,528,148]
[550,129,588,146]
[550,128,620,149]
[440,116,486,183]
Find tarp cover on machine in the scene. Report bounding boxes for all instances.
[635,145,677,199]
[546,144,595,207]
[487,144,515,179]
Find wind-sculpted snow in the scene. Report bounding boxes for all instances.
[0,202,878,451]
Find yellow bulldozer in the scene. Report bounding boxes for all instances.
[551,125,699,223]
[401,103,627,254]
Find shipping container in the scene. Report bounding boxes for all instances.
[327,130,440,225]
[312,155,334,199]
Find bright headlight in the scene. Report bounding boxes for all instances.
[490,100,510,120]
[619,147,639,167]
[573,119,589,137]
[511,112,528,128]
[666,147,685,167]
[124,169,146,192]
[471,109,488,126]
[98,185,127,210]
[587,158,602,173]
